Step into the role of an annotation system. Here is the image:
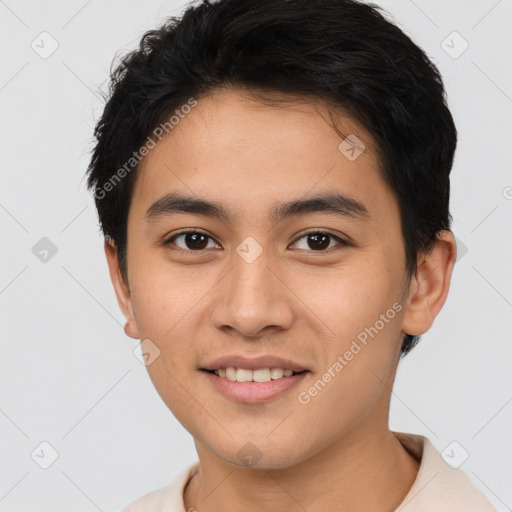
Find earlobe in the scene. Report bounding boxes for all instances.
[104,238,140,340]
[401,230,457,336]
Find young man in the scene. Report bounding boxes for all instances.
[86,0,496,510]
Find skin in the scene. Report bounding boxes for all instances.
[105,87,457,511]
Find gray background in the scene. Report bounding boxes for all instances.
[0,0,511,510]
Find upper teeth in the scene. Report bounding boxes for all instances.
[215,367,295,382]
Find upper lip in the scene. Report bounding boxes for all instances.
[201,355,309,372]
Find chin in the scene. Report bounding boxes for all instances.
[208,434,313,471]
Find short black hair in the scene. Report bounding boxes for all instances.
[86,0,457,357]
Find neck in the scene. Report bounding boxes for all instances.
[183,423,420,512]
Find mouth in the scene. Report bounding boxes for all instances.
[200,366,310,403]
[199,355,310,403]
[203,367,307,382]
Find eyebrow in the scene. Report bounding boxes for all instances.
[145,191,370,223]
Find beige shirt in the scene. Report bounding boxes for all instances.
[121,432,496,511]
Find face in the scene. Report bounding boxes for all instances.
[107,88,433,469]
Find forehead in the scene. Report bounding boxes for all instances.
[131,88,396,227]
[160,87,378,160]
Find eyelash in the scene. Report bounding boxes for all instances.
[163,228,349,254]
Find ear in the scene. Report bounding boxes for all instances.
[401,230,457,336]
[104,238,140,340]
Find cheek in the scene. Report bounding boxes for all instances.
[291,263,404,406]
[129,258,201,336]
[294,261,400,339]
[293,289,403,442]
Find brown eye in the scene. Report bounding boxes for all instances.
[165,230,219,251]
[291,231,348,251]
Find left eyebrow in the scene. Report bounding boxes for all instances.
[145,191,370,223]
[270,192,370,223]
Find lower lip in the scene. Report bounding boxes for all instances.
[201,370,308,403]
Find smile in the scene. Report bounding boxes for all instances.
[209,367,302,382]
[202,368,309,403]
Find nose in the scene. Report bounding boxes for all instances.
[209,246,295,339]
